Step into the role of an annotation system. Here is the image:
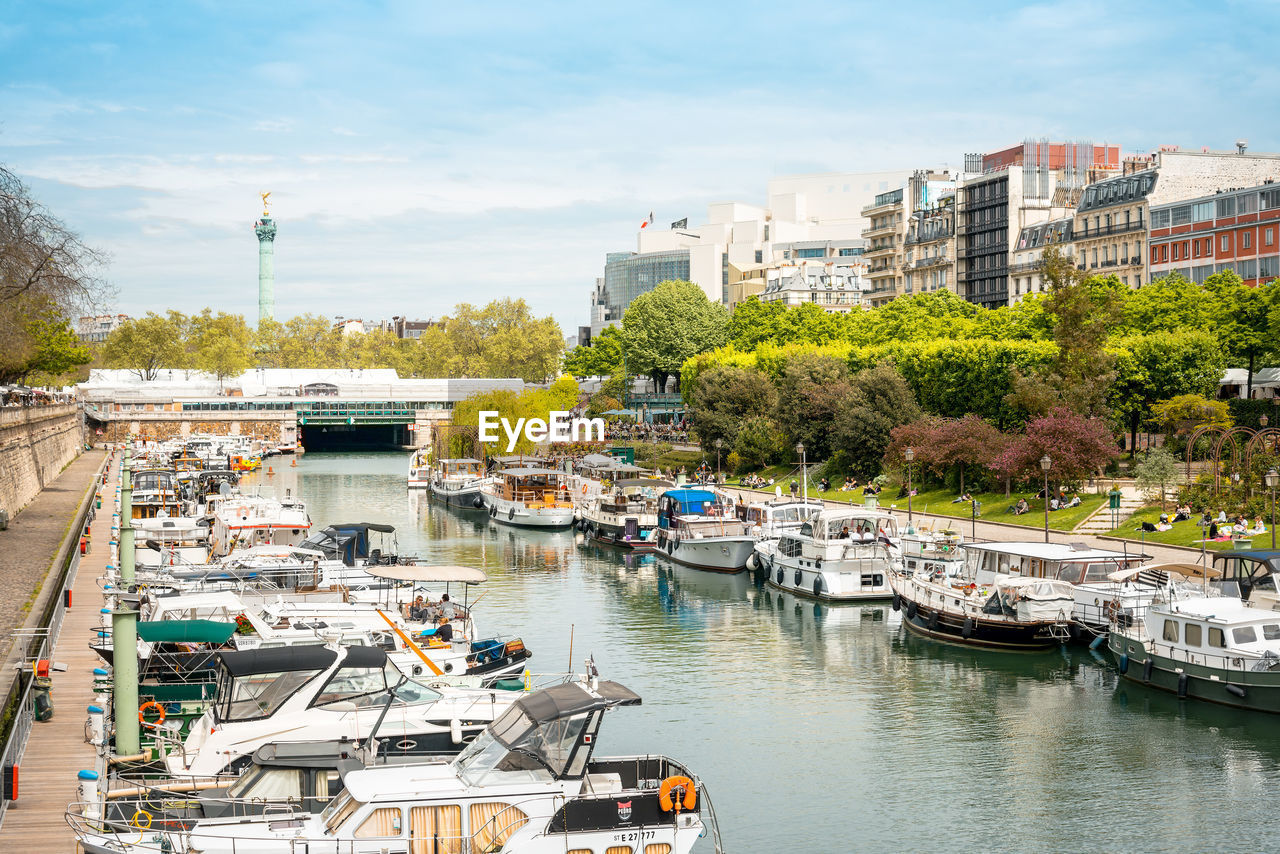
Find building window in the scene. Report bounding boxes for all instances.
[754,250,763,263]
[1216,197,1236,218]
[1151,209,1171,229]
[1243,231,1252,249]
[1161,245,1168,262]
[1172,243,1179,261]
[1171,206,1192,226]
[1221,234,1231,252]
[1192,201,1214,222]
[1267,228,1275,247]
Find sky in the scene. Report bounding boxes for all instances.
[2,0,1279,334]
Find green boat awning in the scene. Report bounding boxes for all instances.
[137,619,237,644]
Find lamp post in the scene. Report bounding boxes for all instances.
[714,438,723,484]
[1268,468,1279,550]
[796,442,807,502]
[904,447,915,524]
[1262,415,1270,429]
[971,498,980,540]
[1040,455,1052,544]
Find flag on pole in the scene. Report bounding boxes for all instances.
[640,211,655,229]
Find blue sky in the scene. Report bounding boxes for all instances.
[2,0,1278,333]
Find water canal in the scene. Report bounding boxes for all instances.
[249,452,1280,852]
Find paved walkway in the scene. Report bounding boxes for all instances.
[0,449,105,666]
[0,452,115,849]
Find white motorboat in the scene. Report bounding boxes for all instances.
[754,506,897,599]
[208,491,311,556]
[738,497,824,541]
[655,487,755,572]
[74,679,722,854]
[163,644,521,776]
[429,457,490,509]
[481,467,576,528]
[407,446,431,488]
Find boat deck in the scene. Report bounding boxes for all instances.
[0,456,118,848]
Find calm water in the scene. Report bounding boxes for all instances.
[248,453,1280,853]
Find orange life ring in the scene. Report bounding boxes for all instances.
[138,700,166,729]
[658,775,697,811]
[582,485,588,495]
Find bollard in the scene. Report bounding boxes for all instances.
[79,536,87,555]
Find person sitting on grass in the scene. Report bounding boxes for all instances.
[1010,498,1030,515]
[1049,496,1060,511]
[1065,494,1081,509]
[952,492,972,504]
[1173,504,1191,523]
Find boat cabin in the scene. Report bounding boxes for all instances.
[438,458,484,479]
[737,498,823,535]
[300,522,400,566]
[1145,597,1280,668]
[963,542,1148,588]
[599,478,670,513]
[1211,549,1280,603]
[130,468,184,519]
[494,467,572,506]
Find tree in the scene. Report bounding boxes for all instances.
[830,364,924,477]
[440,299,563,382]
[563,326,624,377]
[621,280,729,390]
[101,312,186,381]
[1208,270,1276,399]
[933,415,1006,495]
[686,365,778,451]
[1151,394,1233,435]
[733,416,786,471]
[1006,247,1123,418]
[772,351,851,461]
[1135,446,1181,509]
[1122,273,1212,334]
[188,309,253,386]
[0,302,91,384]
[991,407,1118,484]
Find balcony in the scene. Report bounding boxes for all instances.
[864,243,896,259]
[866,265,897,277]
[909,254,951,270]
[1008,260,1042,275]
[1074,219,1146,240]
[862,222,898,239]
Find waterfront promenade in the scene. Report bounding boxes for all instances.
[0,452,116,848]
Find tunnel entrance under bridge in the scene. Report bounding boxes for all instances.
[298,422,410,451]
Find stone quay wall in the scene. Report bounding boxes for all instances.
[88,411,295,445]
[0,404,84,516]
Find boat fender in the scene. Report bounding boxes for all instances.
[928,611,940,631]
[667,540,675,556]
[891,593,901,612]
[794,569,803,587]
[962,617,974,639]
[413,665,423,676]
[815,558,822,570]
[508,508,515,521]
[489,504,496,517]
[1118,654,1129,675]
[1177,672,1189,699]
[472,497,484,509]
[813,576,825,597]
[450,718,463,745]
[1089,634,1106,651]
[747,553,758,572]
[1226,683,1247,699]
[905,601,918,621]
[776,567,784,586]
[1141,657,1154,683]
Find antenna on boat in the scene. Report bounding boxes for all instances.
[567,623,574,675]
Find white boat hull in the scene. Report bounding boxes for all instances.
[755,540,893,601]
[483,493,575,528]
[658,532,754,572]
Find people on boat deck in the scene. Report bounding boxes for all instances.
[408,595,428,621]
[838,526,850,539]
[434,616,454,643]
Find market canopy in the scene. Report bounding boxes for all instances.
[137,619,236,644]
[366,564,488,584]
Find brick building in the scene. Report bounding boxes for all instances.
[1148,180,1280,286]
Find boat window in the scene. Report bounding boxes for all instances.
[785,507,802,522]
[1184,623,1202,647]
[217,668,322,722]
[1209,627,1226,648]
[1162,620,1179,643]
[645,845,673,854]
[1082,565,1112,584]
[410,805,463,851]
[316,770,339,801]
[354,807,403,838]
[227,767,302,800]
[470,802,530,850]
[1234,626,1259,645]
[799,521,813,537]
[1265,625,1280,641]
[322,791,362,835]
[1056,564,1085,585]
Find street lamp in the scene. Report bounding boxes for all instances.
[1267,468,1279,549]
[796,442,807,502]
[1262,414,1270,428]
[1040,455,1052,544]
[714,438,723,483]
[904,447,915,524]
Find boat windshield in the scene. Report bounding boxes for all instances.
[215,667,324,723]
[311,659,441,709]
[456,707,597,786]
[322,790,364,835]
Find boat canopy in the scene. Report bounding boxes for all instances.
[994,576,1075,600]
[137,619,236,644]
[366,564,488,584]
[616,478,672,489]
[516,680,641,724]
[662,488,717,514]
[216,644,386,677]
[1107,562,1220,582]
[499,467,564,477]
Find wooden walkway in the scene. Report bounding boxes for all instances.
[0,455,118,850]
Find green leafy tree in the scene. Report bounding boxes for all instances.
[1151,394,1233,435]
[101,312,186,381]
[0,302,91,384]
[830,364,924,477]
[733,415,786,471]
[1208,270,1276,398]
[188,309,253,386]
[686,365,778,451]
[441,299,563,382]
[563,326,624,377]
[621,280,729,390]
[1135,446,1181,509]
[1122,273,1212,334]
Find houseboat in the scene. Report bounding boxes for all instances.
[754,506,897,600]
[578,477,672,549]
[655,487,755,572]
[429,457,490,509]
[481,467,576,528]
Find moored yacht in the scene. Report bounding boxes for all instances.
[738,496,824,541]
[407,446,430,488]
[74,679,722,854]
[481,467,576,528]
[754,506,897,600]
[578,477,672,549]
[429,457,490,509]
[655,487,755,572]
[208,491,311,556]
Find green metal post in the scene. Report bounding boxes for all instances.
[113,450,140,756]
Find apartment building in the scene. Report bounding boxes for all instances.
[903,193,957,297]
[1009,217,1073,300]
[860,170,952,307]
[1148,180,1280,285]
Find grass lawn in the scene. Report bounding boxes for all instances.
[1105,506,1276,552]
[723,468,1106,532]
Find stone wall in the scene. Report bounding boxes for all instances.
[89,413,295,445]
[0,405,84,516]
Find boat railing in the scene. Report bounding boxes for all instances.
[1113,610,1280,674]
